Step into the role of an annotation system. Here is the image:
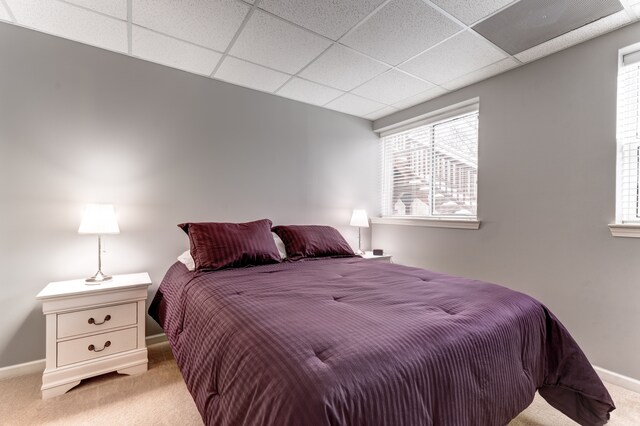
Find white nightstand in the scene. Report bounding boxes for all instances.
[36,273,152,399]
[361,251,393,263]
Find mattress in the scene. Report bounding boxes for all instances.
[149,257,614,425]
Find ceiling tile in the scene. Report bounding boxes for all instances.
[365,106,399,120]
[400,30,506,85]
[132,26,222,76]
[352,70,434,105]
[324,93,386,117]
[430,0,516,25]
[133,0,249,52]
[392,86,448,110]
[473,0,624,55]
[276,78,344,106]
[6,0,127,53]
[64,0,128,20]
[259,0,386,40]
[215,56,291,93]
[341,0,462,65]
[230,10,332,74]
[441,58,519,91]
[299,44,388,91]
[515,10,631,63]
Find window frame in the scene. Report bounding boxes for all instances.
[375,99,481,230]
[610,43,640,237]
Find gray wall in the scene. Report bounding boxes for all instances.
[373,22,640,380]
[2,15,637,382]
[0,23,378,368]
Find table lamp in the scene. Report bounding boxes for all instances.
[350,209,369,255]
[78,204,120,284]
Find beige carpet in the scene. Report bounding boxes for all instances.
[1,342,638,425]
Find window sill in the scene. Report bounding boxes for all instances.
[371,217,481,230]
[608,223,640,238]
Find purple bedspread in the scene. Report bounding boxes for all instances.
[149,258,614,425]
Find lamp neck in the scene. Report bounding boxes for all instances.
[85,234,112,284]
[97,235,103,271]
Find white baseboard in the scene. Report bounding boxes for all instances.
[0,359,46,381]
[145,333,168,346]
[0,333,167,381]
[594,365,640,394]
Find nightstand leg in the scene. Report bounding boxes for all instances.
[41,380,81,399]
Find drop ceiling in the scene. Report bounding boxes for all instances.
[1,0,639,120]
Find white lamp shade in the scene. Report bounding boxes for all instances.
[78,204,120,235]
[350,209,369,228]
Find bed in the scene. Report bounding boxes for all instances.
[149,256,614,426]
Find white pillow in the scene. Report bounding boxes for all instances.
[177,250,195,271]
[272,232,287,259]
[178,233,286,271]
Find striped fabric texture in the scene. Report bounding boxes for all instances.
[178,219,281,271]
[150,258,614,426]
[272,225,355,260]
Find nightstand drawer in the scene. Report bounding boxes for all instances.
[57,327,138,367]
[57,303,137,338]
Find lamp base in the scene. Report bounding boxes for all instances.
[355,249,365,255]
[85,271,112,285]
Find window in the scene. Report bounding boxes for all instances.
[380,105,479,222]
[616,48,640,226]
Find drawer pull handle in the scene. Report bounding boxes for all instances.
[88,341,111,352]
[88,315,111,325]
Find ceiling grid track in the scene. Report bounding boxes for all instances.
[422,0,524,65]
[266,0,470,112]
[55,0,125,21]
[209,0,263,78]
[272,0,395,97]
[0,0,637,120]
[127,0,132,55]
[296,0,528,115]
[0,0,14,22]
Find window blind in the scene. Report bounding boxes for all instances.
[381,110,479,219]
[617,53,640,223]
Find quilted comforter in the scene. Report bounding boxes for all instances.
[149,257,614,425]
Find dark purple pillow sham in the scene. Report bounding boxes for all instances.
[178,219,281,271]
[271,225,355,260]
